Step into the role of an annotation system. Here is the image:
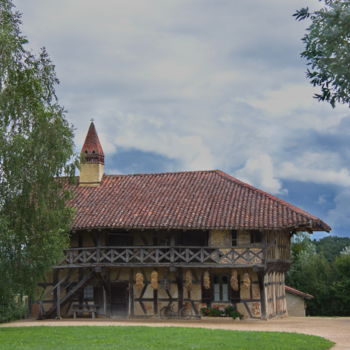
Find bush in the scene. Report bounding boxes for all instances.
[200,306,223,317]
[200,306,243,320]
[0,298,26,323]
[224,305,243,320]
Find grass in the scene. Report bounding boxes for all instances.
[0,326,334,350]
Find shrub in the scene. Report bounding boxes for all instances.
[224,305,243,320]
[200,306,223,317]
[200,305,243,319]
[0,298,26,323]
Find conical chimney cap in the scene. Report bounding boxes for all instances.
[81,121,104,155]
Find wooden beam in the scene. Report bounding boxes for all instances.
[103,285,107,316]
[153,289,158,315]
[258,271,267,320]
[129,268,134,318]
[53,270,58,318]
[57,280,61,319]
[177,269,183,312]
[54,263,266,269]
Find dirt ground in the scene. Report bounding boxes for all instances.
[1,316,349,350]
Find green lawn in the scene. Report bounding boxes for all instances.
[0,326,334,350]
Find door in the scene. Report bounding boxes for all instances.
[110,282,129,317]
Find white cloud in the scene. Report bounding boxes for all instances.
[278,152,350,187]
[15,0,350,193]
[235,153,285,194]
[327,190,350,228]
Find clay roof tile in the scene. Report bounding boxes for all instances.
[66,170,331,232]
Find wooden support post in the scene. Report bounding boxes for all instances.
[153,289,158,315]
[177,269,183,312]
[56,269,61,319]
[78,233,84,306]
[129,268,134,318]
[103,286,107,316]
[258,271,267,320]
[107,270,111,317]
[53,269,58,318]
[272,272,277,317]
[57,282,61,319]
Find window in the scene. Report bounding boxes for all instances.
[83,285,94,300]
[177,230,208,246]
[153,232,171,246]
[232,230,237,246]
[107,233,133,246]
[213,275,229,302]
[250,230,262,244]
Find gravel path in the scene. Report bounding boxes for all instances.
[1,317,349,350]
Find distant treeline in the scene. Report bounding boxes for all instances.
[286,235,350,316]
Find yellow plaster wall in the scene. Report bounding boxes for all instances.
[190,284,201,299]
[110,269,129,281]
[79,163,104,186]
[237,230,250,245]
[209,230,231,246]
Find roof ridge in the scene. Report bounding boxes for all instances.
[214,170,327,228]
[104,169,217,178]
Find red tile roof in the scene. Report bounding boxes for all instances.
[68,170,330,232]
[285,286,314,300]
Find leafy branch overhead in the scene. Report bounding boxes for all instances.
[294,0,350,108]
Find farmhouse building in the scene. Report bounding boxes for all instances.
[37,122,330,320]
[285,286,313,317]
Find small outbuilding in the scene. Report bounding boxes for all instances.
[285,286,313,317]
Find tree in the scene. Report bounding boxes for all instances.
[294,0,350,107]
[332,254,350,315]
[0,0,77,322]
[314,236,350,261]
[287,233,350,316]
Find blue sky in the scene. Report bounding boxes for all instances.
[16,0,350,238]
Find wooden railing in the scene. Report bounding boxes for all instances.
[56,245,266,268]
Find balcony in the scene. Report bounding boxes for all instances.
[55,245,266,268]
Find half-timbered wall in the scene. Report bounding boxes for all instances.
[266,231,291,261]
[263,272,287,319]
[208,230,231,246]
[35,229,293,320]
[237,231,251,245]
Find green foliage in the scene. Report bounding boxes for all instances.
[314,236,350,261]
[0,297,26,323]
[200,306,244,319]
[224,305,235,316]
[224,305,244,319]
[200,306,223,317]
[294,0,350,107]
[0,0,77,321]
[332,254,350,315]
[0,326,334,350]
[287,233,350,316]
[291,232,316,260]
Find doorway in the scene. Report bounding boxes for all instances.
[110,282,129,317]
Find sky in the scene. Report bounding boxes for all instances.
[15,0,350,239]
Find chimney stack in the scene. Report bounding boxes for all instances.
[79,121,104,186]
